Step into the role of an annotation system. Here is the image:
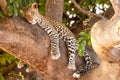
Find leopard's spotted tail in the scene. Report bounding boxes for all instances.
[73,51,92,78]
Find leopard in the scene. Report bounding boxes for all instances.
[18,2,92,78]
[20,2,77,70]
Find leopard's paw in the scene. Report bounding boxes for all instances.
[26,67,33,73]
[73,71,80,78]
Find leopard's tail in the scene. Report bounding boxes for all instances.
[73,51,92,78]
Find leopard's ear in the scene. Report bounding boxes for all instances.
[31,2,38,9]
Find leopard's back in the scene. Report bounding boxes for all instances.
[49,20,75,39]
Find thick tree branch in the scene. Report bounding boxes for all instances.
[90,1,120,79]
[110,0,120,14]
[71,0,105,19]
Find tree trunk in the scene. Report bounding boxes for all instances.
[45,0,64,22]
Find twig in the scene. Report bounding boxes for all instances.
[71,0,105,19]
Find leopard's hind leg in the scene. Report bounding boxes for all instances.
[66,37,77,70]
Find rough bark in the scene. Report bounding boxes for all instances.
[45,0,64,22]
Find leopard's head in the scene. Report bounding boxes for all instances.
[21,2,40,25]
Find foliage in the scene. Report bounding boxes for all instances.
[18,72,25,80]
[7,0,20,16]
[8,72,25,80]
[6,0,46,17]
[0,49,18,74]
[38,0,46,15]
[0,0,110,18]
[77,29,91,56]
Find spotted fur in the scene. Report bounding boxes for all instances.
[73,51,92,78]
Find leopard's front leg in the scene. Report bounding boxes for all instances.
[50,34,60,60]
[44,25,60,60]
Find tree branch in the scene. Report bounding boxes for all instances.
[71,0,105,19]
[110,0,120,14]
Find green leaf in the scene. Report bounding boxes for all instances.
[0,58,6,65]
[14,7,18,16]
[88,40,91,46]
[78,49,84,56]
[0,11,4,18]
[7,5,14,16]
[78,44,85,56]
[78,42,86,56]
[19,0,29,7]
[79,32,86,36]
[9,0,13,3]
[38,0,46,15]
[77,37,84,43]
[82,40,87,46]
[14,0,19,8]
